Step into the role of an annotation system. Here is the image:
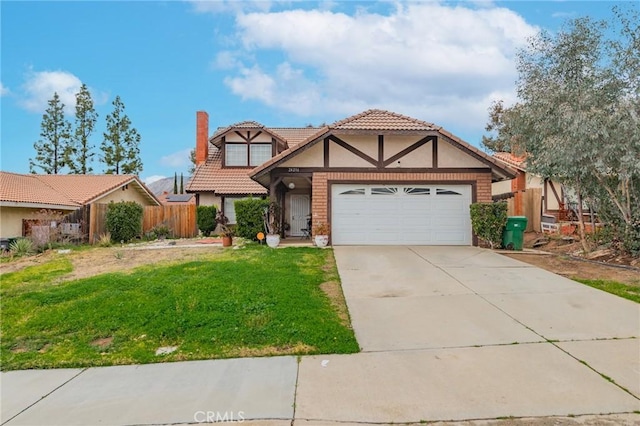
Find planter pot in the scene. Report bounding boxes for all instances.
[314,235,329,248]
[222,236,233,247]
[266,234,280,248]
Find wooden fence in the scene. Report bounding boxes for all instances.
[88,203,197,243]
[504,188,542,232]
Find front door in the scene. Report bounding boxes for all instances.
[290,194,310,237]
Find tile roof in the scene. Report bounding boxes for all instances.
[186,148,268,195]
[0,172,160,207]
[330,109,437,131]
[493,152,527,171]
[270,127,323,147]
[0,172,78,207]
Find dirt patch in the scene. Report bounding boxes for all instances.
[223,343,316,358]
[0,239,225,281]
[501,232,640,286]
[91,337,113,348]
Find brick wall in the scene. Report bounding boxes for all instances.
[195,111,209,165]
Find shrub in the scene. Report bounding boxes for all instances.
[235,198,269,240]
[470,202,508,249]
[97,232,113,247]
[196,205,217,236]
[105,201,143,243]
[9,238,34,257]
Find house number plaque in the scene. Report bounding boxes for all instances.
[288,167,300,172]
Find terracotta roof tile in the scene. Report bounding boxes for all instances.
[330,109,437,131]
[270,128,322,147]
[493,152,527,171]
[0,172,160,207]
[0,172,78,207]
[186,148,268,195]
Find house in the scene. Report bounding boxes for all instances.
[491,152,567,219]
[0,172,160,240]
[157,191,195,205]
[187,109,515,245]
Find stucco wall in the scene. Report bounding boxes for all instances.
[198,193,222,207]
[438,140,485,168]
[96,185,154,205]
[281,142,324,167]
[0,206,73,238]
[492,179,512,196]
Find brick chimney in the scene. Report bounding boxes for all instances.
[195,111,209,165]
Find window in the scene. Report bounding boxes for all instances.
[339,188,365,195]
[404,187,430,195]
[225,144,248,166]
[223,197,248,224]
[436,188,461,195]
[250,144,272,166]
[371,187,398,195]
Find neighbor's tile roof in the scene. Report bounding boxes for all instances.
[493,152,527,171]
[186,148,268,195]
[36,174,140,204]
[0,172,160,207]
[330,109,438,131]
[0,172,78,207]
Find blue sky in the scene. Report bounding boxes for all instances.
[0,1,628,184]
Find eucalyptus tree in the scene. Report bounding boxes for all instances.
[484,7,640,252]
[29,92,71,174]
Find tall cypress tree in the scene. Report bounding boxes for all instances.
[173,172,178,194]
[180,173,184,194]
[67,84,98,174]
[30,92,71,174]
[101,96,142,174]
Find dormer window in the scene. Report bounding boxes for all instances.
[225,144,248,166]
[250,144,272,166]
[225,143,271,167]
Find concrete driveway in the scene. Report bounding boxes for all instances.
[294,246,640,423]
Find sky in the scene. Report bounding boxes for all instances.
[0,1,629,184]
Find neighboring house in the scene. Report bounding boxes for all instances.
[157,191,195,205]
[491,152,566,218]
[0,172,160,239]
[187,109,515,246]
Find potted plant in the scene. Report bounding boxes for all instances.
[263,202,282,248]
[313,222,330,248]
[216,211,234,247]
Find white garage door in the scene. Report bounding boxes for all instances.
[332,184,472,245]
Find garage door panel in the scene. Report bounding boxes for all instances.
[332,184,471,245]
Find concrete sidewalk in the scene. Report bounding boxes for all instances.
[2,246,639,425]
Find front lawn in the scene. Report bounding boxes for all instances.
[573,278,640,303]
[1,246,359,370]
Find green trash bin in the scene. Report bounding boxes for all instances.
[502,216,528,250]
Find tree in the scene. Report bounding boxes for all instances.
[29,92,71,174]
[188,148,196,175]
[484,7,640,253]
[173,172,178,194]
[66,84,98,174]
[180,173,184,194]
[101,96,143,174]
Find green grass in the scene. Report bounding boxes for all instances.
[574,278,640,303]
[1,247,358,370]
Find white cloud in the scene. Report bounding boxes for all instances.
[160,148,192,168]
[0,82,9,96]
[144,175,167,185]
[219,3,539,132]
[189,0,273,15]
[20,70,83,113]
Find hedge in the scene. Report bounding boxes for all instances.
[235,198,269,240]
[469,202,508,249]
[196,205,217,236]
[105,201,143,243]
